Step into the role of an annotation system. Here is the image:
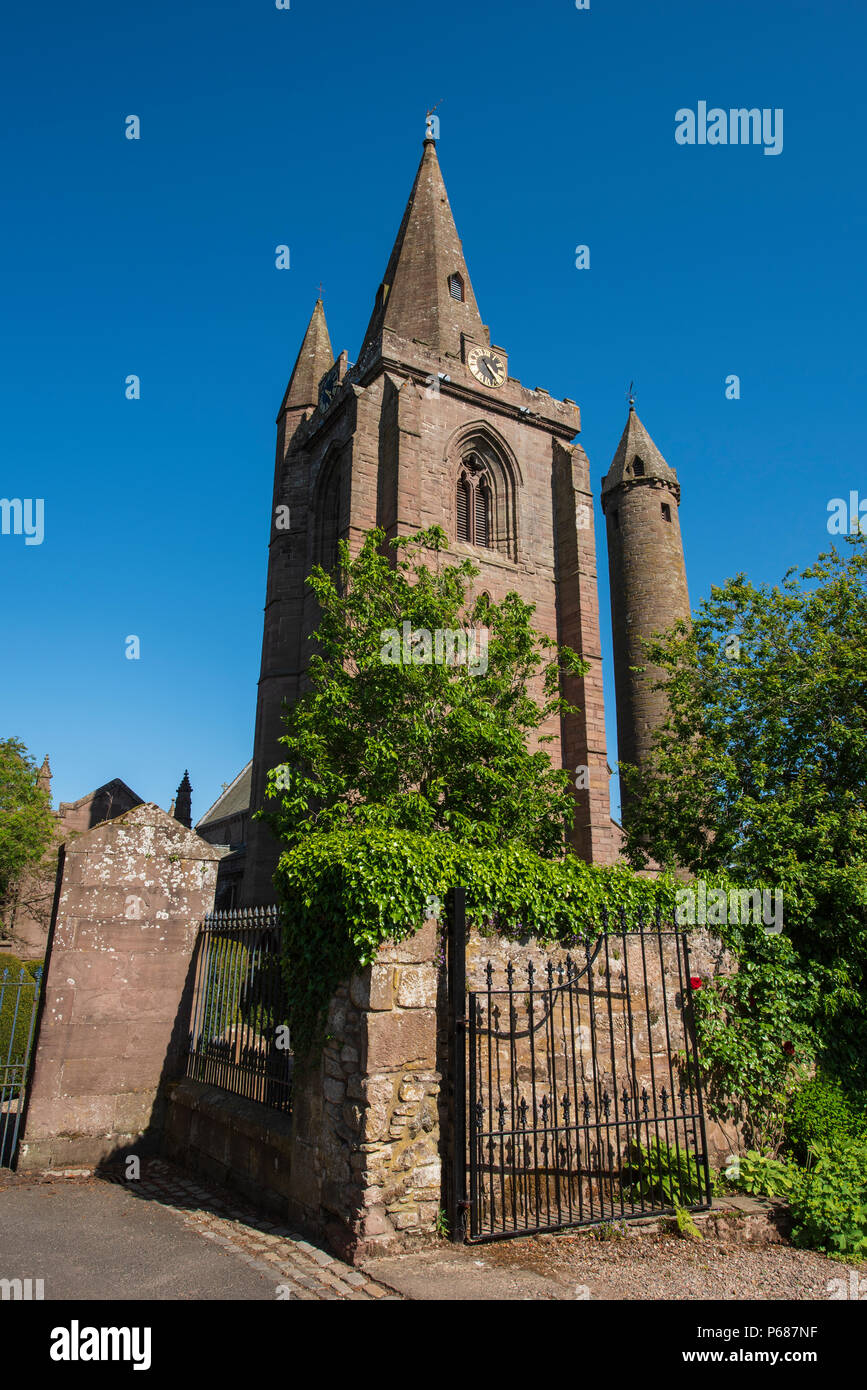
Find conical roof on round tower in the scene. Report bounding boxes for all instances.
[601,406,680,503]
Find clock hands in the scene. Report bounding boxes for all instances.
[468,348,504,386]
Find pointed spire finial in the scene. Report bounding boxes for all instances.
[628,380,635,412]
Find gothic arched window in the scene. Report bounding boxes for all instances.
[449,430,520,562]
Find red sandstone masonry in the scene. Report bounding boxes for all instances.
[16,804,223,1172]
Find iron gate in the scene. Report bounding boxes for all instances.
[0,963,42,1168]
[448,890,713,1242]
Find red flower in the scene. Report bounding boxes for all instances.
[782,1041,795,1056]
[690,976,702,990]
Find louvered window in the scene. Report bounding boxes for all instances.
[448,273,464,302]
[457,478,470,541]
[475,482,489,547]
[457,464,492,548]
[633,456,645,477]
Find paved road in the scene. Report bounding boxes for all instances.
[0,1162,393,1301]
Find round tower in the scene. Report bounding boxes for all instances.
[601,404,690,819]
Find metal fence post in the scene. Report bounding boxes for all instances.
[450,886,467,1243]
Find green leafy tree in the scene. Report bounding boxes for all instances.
[263,526,588,857]
[0,738,55,923]
[621,537,867,1086]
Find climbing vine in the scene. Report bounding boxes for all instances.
[275,827,682,1059]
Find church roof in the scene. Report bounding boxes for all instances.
[196,760,252,829]
[281,298,334,411]
[601,406,680,497]
[357,137,487,363]
[57,778,143,820]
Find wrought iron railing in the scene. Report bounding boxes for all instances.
[184,907,292,1114]
[1,963,43,1168]
[448,892,713,1242]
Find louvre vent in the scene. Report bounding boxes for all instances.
[475,485,489,547]
[457,479,470,541]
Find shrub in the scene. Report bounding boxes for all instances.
[0,955,42,1067]
[789,1137,867,1260]
[785,1075,866,1164]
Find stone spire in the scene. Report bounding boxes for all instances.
[357,137,487,364]
[280,298,334,412]
[174,771,192,829]
[37,754,52,796]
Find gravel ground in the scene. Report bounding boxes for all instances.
[479,1228,861,1300]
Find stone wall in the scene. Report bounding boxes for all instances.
[288,918,440,1260]
[161,1078,295,1218]
[17,803,223,1171]
[161,918,442,1263]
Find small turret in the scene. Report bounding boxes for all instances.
[37,754,52,797]
[174,771,192,829]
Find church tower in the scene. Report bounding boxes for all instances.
[601,403,690,820]
[242,132,620,902]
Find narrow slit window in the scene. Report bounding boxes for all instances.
[320,474,341,571]
[612,510,619,530]
[661,502,671,522]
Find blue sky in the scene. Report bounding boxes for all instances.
[1,0,864,824]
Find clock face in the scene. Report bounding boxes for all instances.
[318,363,340,413]
[467,345,507,388]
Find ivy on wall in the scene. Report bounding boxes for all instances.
[275,827,686,1059]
